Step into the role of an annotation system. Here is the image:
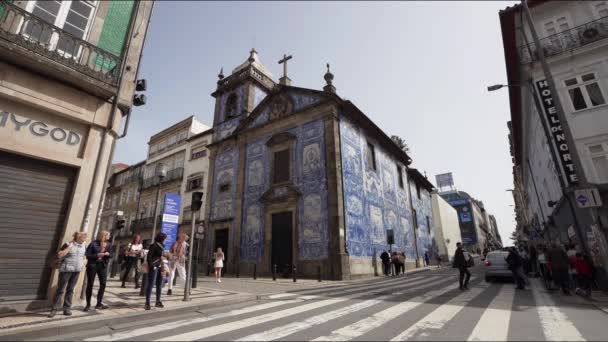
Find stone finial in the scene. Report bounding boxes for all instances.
[248,48,257,63]
[218,67,224,80]
[323,63,336,93]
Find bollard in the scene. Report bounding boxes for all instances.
[139,273,148,297]
[191,261,198,289]
[207,262,211,276]
[293,265,297,283]
[318,265,322,282]
[273,264,277,281]
[253,264,257,280]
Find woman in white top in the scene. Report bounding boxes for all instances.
[214,247,225,283]
[121,235,143,288]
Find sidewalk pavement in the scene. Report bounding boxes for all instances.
[0,266,438,338]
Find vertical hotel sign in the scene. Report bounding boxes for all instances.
[161,193,181,250]
[535,80,578,186]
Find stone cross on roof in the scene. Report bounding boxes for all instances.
[278,54,293,86]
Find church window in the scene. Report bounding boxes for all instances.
[225,93,238,118]
[219,183,230,193]
[397,165,404,189]
[416,183,421,200]
[426,216,431,234]
[366,142,377,171]
[273,149,291,183]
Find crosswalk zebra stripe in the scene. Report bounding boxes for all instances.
[85,300,302,341]
[158,276,445,342]
[155,298,350,341]
[235,277,454,341]
[390,282,490,341]
[531,278,586,341]
[312,278,476,341]
[290,274,432,297]
[467,285,515,341]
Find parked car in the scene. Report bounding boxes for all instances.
[484,251,513,282]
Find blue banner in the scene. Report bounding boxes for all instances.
[161,193,181,250]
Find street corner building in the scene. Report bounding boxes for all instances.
[0,0,153,308]
[499,0,608,285]
[202,50,439,280]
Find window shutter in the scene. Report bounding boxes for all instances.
[96,0,135,69]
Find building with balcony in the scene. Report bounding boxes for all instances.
[500,0,608,278]
[0,0,153,307]
[100,116,210,254]
[180,128,213,233]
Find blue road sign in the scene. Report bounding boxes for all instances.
[161,193,181,250]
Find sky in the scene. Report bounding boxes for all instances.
[114,1,520,245]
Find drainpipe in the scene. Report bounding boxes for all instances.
[406,173,420,268]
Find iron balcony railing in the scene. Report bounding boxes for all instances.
[141,168,184,190]
[519,15,608,64]
[0,0,122,86]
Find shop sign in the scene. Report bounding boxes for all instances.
[0,110,81,146]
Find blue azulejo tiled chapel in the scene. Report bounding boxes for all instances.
[202,50,437,280]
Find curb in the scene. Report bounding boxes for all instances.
[0,293,257,341]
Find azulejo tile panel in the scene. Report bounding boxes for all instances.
[410,179,436,260]
[240,119,329,262]
[339,115,417,259]
[210,148,239,221]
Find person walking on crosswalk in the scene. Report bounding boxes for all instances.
[453,242,470,290]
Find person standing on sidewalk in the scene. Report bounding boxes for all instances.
[547,243,572,295]
[121,235,143,288]
[48,232,88,317]
[453,242,470,291]
[398,252,406,275]
[145,233,167,310]
[167,233,189,295]
[214,247,225,283]
[424,251,430,267]
[84,230,113,311]
[380,250,390,276]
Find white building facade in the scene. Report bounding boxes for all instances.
[500,0,608,285]
[431,192,462,263]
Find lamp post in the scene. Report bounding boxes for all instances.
[151,163,166,240]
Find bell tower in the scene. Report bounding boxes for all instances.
[211,49,276,129]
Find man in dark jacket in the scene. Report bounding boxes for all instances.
[380,251,390,276]
[506,247,526,289]
[547,243,571,295]
[453,242,470,290]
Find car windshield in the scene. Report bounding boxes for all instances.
[487,252,508,263]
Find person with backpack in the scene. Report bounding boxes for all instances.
[506,247,526,290]
[547,243,572,295]
[453,242,471,291]
[48,232,88,317]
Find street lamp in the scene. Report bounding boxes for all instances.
[487,84,522,92]
[151,163,166,240]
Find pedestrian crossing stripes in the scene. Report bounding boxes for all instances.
[467,285,515,341]
[158,276,447,341]
[390,282,490,341]
[531,278,585,341]
[79,270,594,342]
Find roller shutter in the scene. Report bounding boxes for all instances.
[0,151,76,300]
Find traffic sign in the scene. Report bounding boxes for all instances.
[575,188,603,208]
